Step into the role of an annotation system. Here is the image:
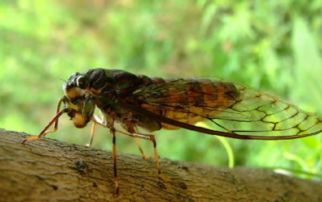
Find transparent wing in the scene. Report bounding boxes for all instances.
[208,86,321,137]
[132,80,322,139]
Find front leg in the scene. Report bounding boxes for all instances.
[22,107,68,144]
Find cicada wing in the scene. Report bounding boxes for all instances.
[132,80,322,139]
[208,86,322,137]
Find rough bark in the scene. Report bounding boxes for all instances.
[0,129,321,202]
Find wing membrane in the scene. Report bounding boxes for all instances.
[131,80,322,139]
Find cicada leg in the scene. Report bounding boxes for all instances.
[22,98,66,144]
[117,130,161,175]
[91,115,148,160]
[145,134,160,175]
[87,114,107,147]
[85,121,97,147]
[90,115,120,195]
[100,116,119,195]
[146,134,160,175]
[110,126,119,195]
[22,110,65,144]
[133,138,149,160]
[92,115,162,194]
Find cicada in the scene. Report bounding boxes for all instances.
[22,68,322,194]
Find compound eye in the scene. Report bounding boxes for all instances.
[67,109,76,118]
[76,76,87,89]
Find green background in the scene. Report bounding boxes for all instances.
[0,0,321,178]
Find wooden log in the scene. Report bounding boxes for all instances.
[0,129,321,202]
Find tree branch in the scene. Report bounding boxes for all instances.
[0,129,321,202]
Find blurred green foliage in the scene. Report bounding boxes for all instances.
[0,0,321,178]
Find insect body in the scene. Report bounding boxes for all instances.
[65,69,242,133]
[23,68,322,194]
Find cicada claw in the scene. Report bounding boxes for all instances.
[21,135,41,144]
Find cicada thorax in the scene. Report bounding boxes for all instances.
[84,69,164,132]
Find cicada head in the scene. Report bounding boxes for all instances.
[62,72,95,128]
